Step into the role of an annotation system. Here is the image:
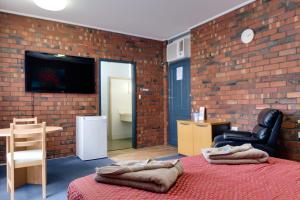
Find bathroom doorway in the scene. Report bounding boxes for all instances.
[99,59,136,151]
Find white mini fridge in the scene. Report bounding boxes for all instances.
[76,116,107,160]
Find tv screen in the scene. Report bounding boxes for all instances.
[25,51,95,93]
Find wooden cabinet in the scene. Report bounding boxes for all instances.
[177,120,230,156]
[177,121,193,156]
[193,123,212,155]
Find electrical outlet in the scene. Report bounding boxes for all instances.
[231,126,238,131]
[298,120,300,124]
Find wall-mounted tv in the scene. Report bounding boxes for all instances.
[25,51,95,94]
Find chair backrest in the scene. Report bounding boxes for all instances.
[252,109,283,146]
[13,117,38,125]
[9,122,46,163]
[267,110,283,147]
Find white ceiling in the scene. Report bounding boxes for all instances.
[0,0,254,41]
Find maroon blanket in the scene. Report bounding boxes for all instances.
[68,155,300,200]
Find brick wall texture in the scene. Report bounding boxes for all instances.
[191,0,300,161]
[1,0,300,163]
[0,12,165,162]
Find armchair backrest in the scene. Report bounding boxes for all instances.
[252,109,283,145]
[267,110,283,147]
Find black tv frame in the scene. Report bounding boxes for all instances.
[25,51,96,94]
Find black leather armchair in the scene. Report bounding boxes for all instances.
[213,108,283,157]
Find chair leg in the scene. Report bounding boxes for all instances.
[6,137,10,192]
[10,165,14,200]
[6,162,9,192]
[42,162,46,199]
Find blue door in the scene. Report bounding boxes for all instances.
[168,59,191,146]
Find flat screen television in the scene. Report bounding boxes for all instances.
[25,51,95,93]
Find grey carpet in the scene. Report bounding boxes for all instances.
[0,156,113,200]
[157,154,184,161]
[0,154,184,200]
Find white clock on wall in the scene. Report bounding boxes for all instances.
[241,29,255,44]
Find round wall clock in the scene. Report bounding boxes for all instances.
[241,29,255,44]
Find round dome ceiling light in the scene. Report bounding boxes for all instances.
[33,0,68,11]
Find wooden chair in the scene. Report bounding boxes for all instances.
[7,122,47,200]
[13,117,38,125]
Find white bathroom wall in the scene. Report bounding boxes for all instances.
[110,78,132,139]
[100,61,132,140]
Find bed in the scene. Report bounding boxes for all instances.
[68,155,300,200]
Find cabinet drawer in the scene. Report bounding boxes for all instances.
[177,122,193,156]
[193,124,212,155]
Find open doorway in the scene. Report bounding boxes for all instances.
[99,59,136,151]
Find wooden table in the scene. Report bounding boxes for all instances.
[0,126,63,137]
[0,126,63,188]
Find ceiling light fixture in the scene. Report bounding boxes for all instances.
[33,0,68,11]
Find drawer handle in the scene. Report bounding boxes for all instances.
[196,124,208,127]
[180,123,190,125]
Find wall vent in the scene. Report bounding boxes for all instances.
[167,35,190,63]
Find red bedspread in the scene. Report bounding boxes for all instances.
[68,155,300,200]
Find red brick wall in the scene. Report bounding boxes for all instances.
[191,0,300,161]
[0,12,165,162]
[162,42,168,145]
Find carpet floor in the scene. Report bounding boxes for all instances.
[0,154,183,200]
[0,157,113,200]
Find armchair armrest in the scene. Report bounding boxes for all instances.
[224,135,259,143]
[223,131,260,143]
[223,130,253,137]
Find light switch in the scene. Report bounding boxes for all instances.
[138,94,141,100]
[231,126,238,131]
[140,88,149,92]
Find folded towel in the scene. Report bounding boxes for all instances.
[204,143,252,157]
[202,144,269,164]
[112,159,151,166]
[98,159,179,176]
[95,159,183,193]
